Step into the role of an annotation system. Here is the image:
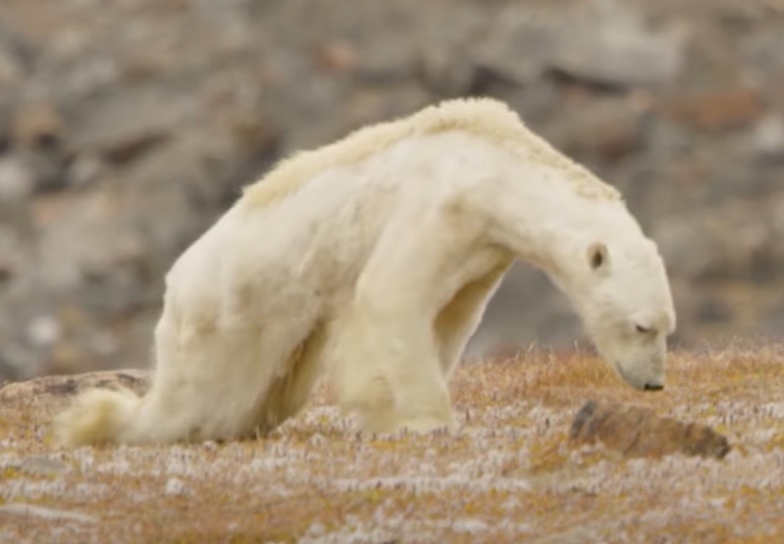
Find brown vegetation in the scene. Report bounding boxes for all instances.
[1,345,784,543]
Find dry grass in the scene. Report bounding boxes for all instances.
[2,344,784,544]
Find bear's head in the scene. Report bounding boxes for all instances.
[571,238,676,391]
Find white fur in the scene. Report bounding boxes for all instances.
[52,98,675,446]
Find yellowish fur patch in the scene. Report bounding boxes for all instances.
[240,97,621,209]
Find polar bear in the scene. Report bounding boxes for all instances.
[53,97,676,446]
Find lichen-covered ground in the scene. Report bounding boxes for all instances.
[2,346,784,544]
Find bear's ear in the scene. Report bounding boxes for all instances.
[587,242,609,273]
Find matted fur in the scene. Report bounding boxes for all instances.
[240,98,620,209]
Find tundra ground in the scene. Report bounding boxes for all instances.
[1,344,783,544]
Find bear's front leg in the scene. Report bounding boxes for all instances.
[328,207,464,435]
[329,298,456,435]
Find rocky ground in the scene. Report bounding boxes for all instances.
[0,0,784,380]
[1,345,783,543]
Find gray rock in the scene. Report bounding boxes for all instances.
[743,27,784,79]
[0,344,41,383]
[548,0,688,88]
[0,47,24,89]
[20,148,69,193]
[653,198,784,284]
[0,18,33,89]
[653,216,722,281]
[544,97,647,160]
[751,115,784,160]
[25,315,62,347]
[0,157,35,202]
[66,153,104,187]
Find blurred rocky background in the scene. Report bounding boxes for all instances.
[0,0,783,381]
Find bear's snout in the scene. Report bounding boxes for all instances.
[643,383,664,392]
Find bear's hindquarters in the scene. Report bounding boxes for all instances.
[129,306,323,443]
[55,304,320,445]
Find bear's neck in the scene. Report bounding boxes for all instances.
[482,162,641,284]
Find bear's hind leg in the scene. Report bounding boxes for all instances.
[252,322,328,434]
[126,308,259,443]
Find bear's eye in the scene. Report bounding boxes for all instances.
[635,324,651,334]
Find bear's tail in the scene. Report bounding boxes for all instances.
[52,386,142,447]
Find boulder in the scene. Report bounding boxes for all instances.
[0,369,150,403]
[546,1,687,89]
[569,400,731,460]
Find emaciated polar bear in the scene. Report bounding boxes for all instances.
[53,97,676,446]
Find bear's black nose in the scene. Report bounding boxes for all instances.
[643,383,664,391]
